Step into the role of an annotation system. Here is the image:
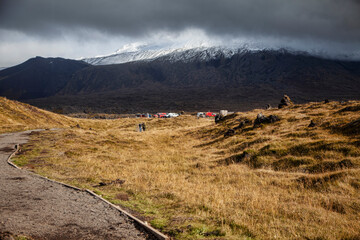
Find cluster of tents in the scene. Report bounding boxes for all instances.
[136,112,180,118]
[197,112,217,118]
[135,111,220,119]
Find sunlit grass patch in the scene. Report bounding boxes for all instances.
[6,99,360,239]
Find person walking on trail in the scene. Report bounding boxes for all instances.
[142,123,146,131]
[138,123,142,132]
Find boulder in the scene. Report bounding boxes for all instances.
[214,114,222,124]
[254,113,266,124]
[278,94,293,109]
[268,115,280,122]
[308,120,316,127]
[219,110,228,117]
[254,113,280,127]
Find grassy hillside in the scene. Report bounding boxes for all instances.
[0,97,76,133]
[8,99,360,239]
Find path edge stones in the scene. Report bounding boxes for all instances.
[7,143,169,240]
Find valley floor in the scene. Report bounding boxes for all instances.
[2,97,360,239]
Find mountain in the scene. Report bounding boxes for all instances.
[1,48,360,113]
[81,45,239,65]
[82,45,178,65]
[0,57,89,100]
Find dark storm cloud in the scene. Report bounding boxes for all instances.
[1,0,360,45]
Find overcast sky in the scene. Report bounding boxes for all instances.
[0,0,359,67]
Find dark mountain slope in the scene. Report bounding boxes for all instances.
[0,57,89,100]
[58,50,360,95]
[1,50,360,113]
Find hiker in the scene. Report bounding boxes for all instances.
[138,123,142,132]
[142,123,146,131]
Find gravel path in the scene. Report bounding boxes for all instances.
[0,130,153,240]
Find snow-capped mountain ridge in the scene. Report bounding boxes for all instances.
[81,46,250,65]
[156,47,250,63]
[81,41,360,66]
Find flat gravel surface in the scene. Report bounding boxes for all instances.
[0,130,153,240]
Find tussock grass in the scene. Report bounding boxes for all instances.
[6,99,360,239]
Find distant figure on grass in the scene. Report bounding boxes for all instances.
[138,123,146,132]
[142,123,146,131]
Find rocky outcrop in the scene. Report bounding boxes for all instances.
[254,113,280,127]
[215,113,238,124]
[215,114,222,124]
[223,117,253,137]
[278,95,293,109]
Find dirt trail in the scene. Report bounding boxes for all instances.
[0,130,153,240]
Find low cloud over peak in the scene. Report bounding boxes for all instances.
[0,0,359,67]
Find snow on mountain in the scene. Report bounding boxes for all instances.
[156,47,248,62]
[81,45,249,65]
[82,47,176,65]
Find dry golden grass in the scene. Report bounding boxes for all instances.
[0,97,75,133]
[7,99,360,239]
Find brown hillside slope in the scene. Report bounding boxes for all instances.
[0,97,75,133]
